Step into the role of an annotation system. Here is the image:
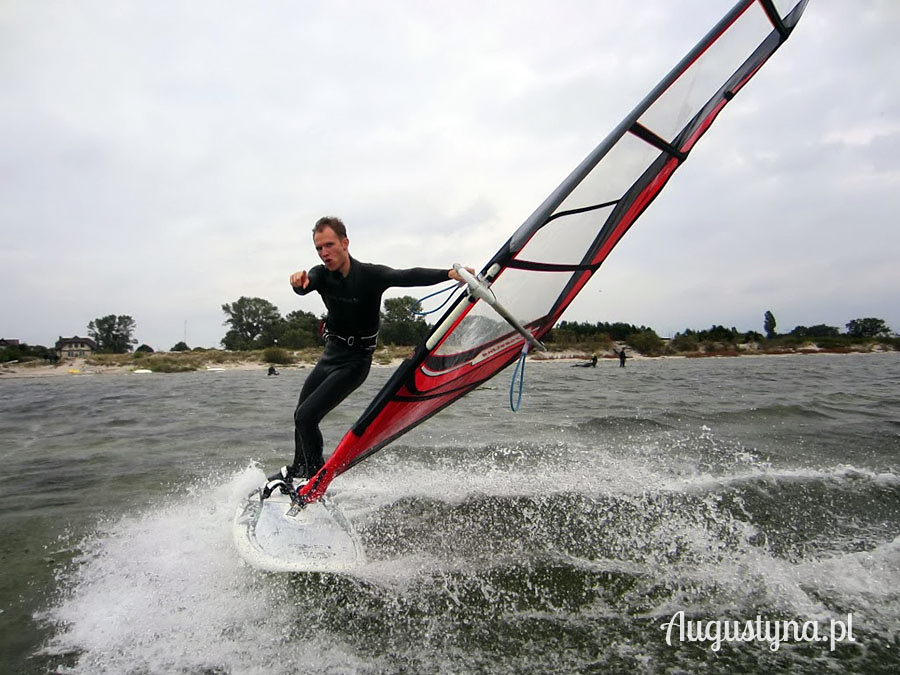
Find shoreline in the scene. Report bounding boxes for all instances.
[1,348,895,380]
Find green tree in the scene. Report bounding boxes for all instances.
[791,324,840,338]
[625,328,664,356]
[0,342,56,363]
[221,297,283,350]
[380,296,430,345]
[702,325,739,343]
[87,314,137,353]
[549,320,641,344]
[670,330,700,352]
[277,309,321,349]
[763,310,777,339]
[846,317,893,339]
[808,324,840,338]
[171,341,190,352]
[602,322,641,341]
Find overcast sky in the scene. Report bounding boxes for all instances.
[2,0,897,349]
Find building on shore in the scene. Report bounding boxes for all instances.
[55,336,98,360]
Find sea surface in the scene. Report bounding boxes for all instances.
[1,353,899,674]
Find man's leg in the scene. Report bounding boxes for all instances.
[292,356,371,478]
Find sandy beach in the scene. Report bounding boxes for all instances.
[3,346,892,381]
[0,358,275,379]
[0,351,620,379]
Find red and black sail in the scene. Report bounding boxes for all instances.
[298,0,809,504]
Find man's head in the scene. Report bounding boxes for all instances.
[312,216,351,275]
[313,216,347,240]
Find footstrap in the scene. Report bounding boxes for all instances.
[260,478,291,501]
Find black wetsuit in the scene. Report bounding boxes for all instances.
[289,257,449,478]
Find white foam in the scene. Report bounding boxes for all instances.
[40,466,373,674]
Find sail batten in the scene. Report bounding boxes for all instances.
[296,0,810,505]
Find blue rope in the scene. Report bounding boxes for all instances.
[413,282,460,317]
[509,344,530,412]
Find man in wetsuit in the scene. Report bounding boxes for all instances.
[265,216,470,493]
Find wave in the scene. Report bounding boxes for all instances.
[357,465,900,567]
[679,403,837,426]
[571,415,674,434]
[39,463,900,674]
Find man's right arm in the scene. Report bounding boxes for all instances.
[291,266,323,296]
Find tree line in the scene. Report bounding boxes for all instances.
[1,299,430,361]
[551,312,896,356]
[2,305,896,362]
[219,295,429,351]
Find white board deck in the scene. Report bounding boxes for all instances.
[233,489,365,573]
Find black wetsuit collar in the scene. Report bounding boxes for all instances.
[328,256,355,281]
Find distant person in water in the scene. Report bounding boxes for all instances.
[573,354,598,368]
[264,216,473,497]
[618,348,627,367]
[267,366,278,376]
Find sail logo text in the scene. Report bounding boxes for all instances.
[660,611,856,652]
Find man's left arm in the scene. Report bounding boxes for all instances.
[380,265,469,288]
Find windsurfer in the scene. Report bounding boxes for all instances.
[264,216,472,496]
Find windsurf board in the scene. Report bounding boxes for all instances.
[233,488,364,573]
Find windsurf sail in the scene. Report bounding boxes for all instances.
[297,0,809,505]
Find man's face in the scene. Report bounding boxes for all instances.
[313,226,350,274]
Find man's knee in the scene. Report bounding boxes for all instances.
[293,404,305,426]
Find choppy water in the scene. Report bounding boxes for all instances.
[1,353,899,674]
